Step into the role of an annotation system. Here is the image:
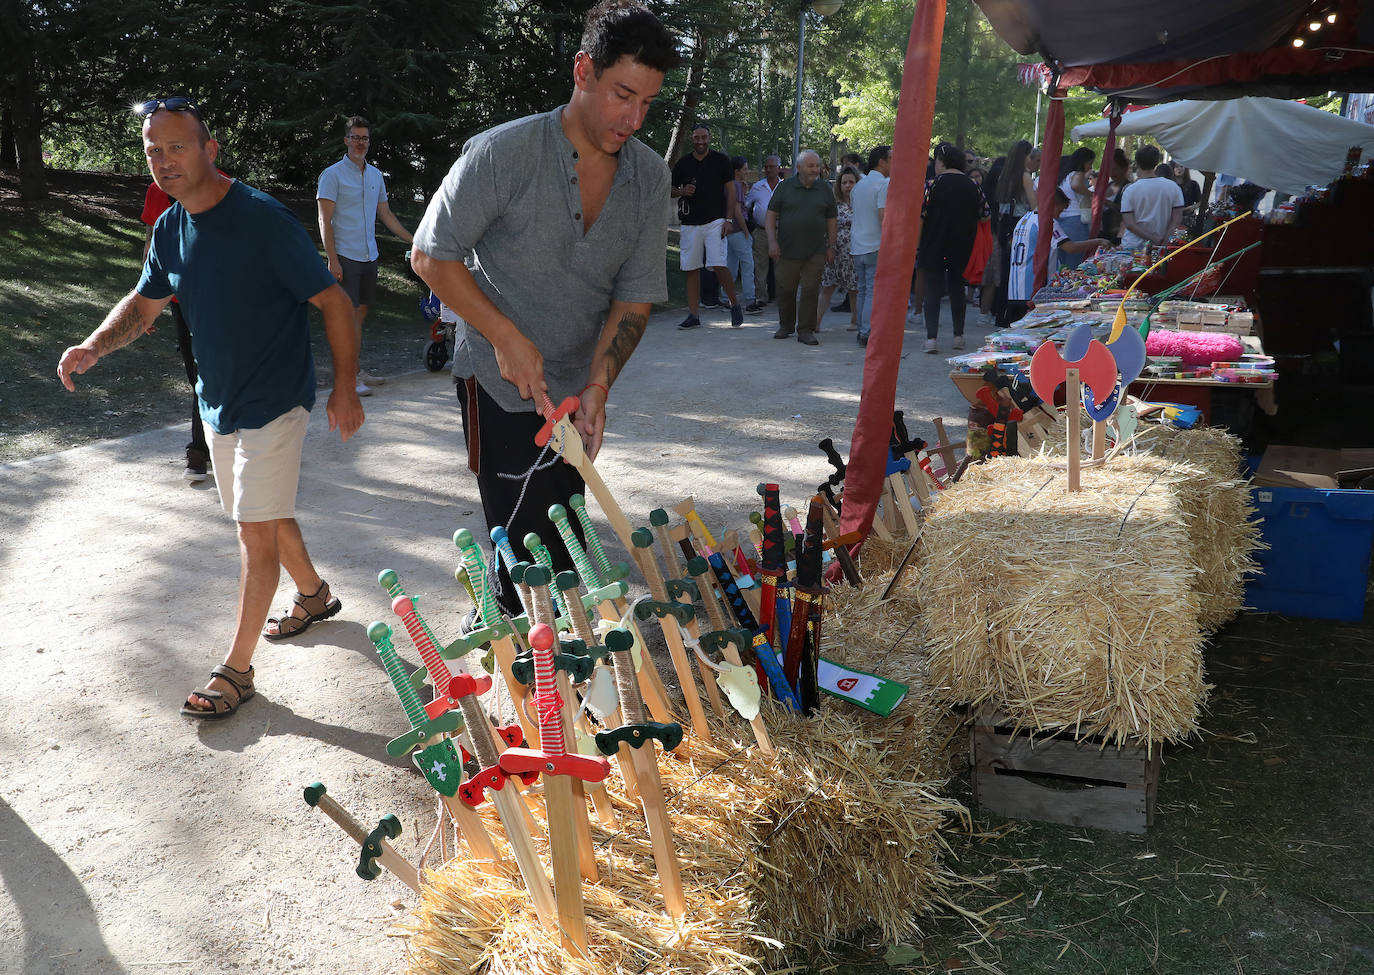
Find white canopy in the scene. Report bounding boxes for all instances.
[1071,97,1374,196]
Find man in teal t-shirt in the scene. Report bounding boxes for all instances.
[57,98,364,721]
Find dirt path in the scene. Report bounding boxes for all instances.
[0,303,975,975]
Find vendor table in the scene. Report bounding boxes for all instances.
[950,330,1276,429]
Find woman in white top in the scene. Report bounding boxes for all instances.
[1056,146,1095,267]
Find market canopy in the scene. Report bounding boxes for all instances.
[1072,97,1374,194]
[974,0,1374,103]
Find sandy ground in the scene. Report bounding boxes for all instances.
[0,301,977,975]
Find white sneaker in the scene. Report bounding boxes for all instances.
[952,335,966,350]
[358,370,386,386]
[356,382,373,397]
[923,339,938,354]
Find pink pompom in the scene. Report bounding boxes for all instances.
[1145,330,1244,366]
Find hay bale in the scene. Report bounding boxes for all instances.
[404,625,966,974]
[915,457,1210,745]
[1030,419,1262,630]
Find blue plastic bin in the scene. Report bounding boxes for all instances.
[1246,485,1374,621]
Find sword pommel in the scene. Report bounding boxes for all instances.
[522,563,552,588]
[649,507,670,527]
[377,569,399,589]
[630,527,654,548]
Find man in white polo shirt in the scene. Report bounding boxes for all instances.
[848,144,890,346]
[317,115,415,395]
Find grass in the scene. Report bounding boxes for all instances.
[812,611,1374,975]
[0,171,440,464]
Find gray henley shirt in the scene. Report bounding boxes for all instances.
[414,107,670,413]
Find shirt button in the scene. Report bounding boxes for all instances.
[572,151,579,159]
[575,212,582,220]
[571,176,578,184]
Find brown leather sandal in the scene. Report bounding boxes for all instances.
[263,580,342,641]
[181,663,255,720]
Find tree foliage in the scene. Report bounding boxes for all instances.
[2,0,1125,201]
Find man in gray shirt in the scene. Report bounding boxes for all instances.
[412,0,676,613]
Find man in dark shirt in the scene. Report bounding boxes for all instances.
[765,149,837,346]
[671,125,742,329]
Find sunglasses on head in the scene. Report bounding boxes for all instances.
[135,97,200,119]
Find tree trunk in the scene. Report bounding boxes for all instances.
[664,30,707,165]
[1,105,16,172]
[12,49,47,199]
[952,0,975,150]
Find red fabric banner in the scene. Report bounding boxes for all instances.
[1032,92,1065,294]
[837,0,947,549]
[1089,110,1120,237]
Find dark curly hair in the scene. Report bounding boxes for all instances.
[581,1,680,75]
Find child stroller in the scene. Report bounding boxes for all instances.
[420,291,456,372]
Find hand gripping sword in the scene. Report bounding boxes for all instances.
[499,622,611,954]
[535,394,636,552]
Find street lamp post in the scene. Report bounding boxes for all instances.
[791,0,843,170]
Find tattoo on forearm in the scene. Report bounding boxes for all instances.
[92,295,148,356]
[604,312,648,383]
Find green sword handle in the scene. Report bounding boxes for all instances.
[453,529,502,629]
[377,569,442,690]
[548,503,603,593]
[367,621,428,729]
[571,493,628,584]
[523,531,568,620]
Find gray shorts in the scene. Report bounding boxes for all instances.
[339,256,379,308]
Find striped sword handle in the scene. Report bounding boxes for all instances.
[454,529,502,629]
[523,531,568,619]
[490,526,532,617]
[548,503,603,593]
[367,622,428,728]
[390,595,454,689]
[569,493,615,583]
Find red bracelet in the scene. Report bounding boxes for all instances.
[582,382,609,398]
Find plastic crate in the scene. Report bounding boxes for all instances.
[1246,486,1374,621]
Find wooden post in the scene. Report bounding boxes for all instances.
[1066,368,1082,492]
[932,417,958,479]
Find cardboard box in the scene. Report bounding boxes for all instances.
[1252,446,1342,489]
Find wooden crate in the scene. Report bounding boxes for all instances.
[970,712,1161,834]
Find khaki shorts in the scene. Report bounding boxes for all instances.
[208,406,310,523]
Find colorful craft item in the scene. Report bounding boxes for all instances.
[1029,328,1118,408]
[1144,329,1245,367]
